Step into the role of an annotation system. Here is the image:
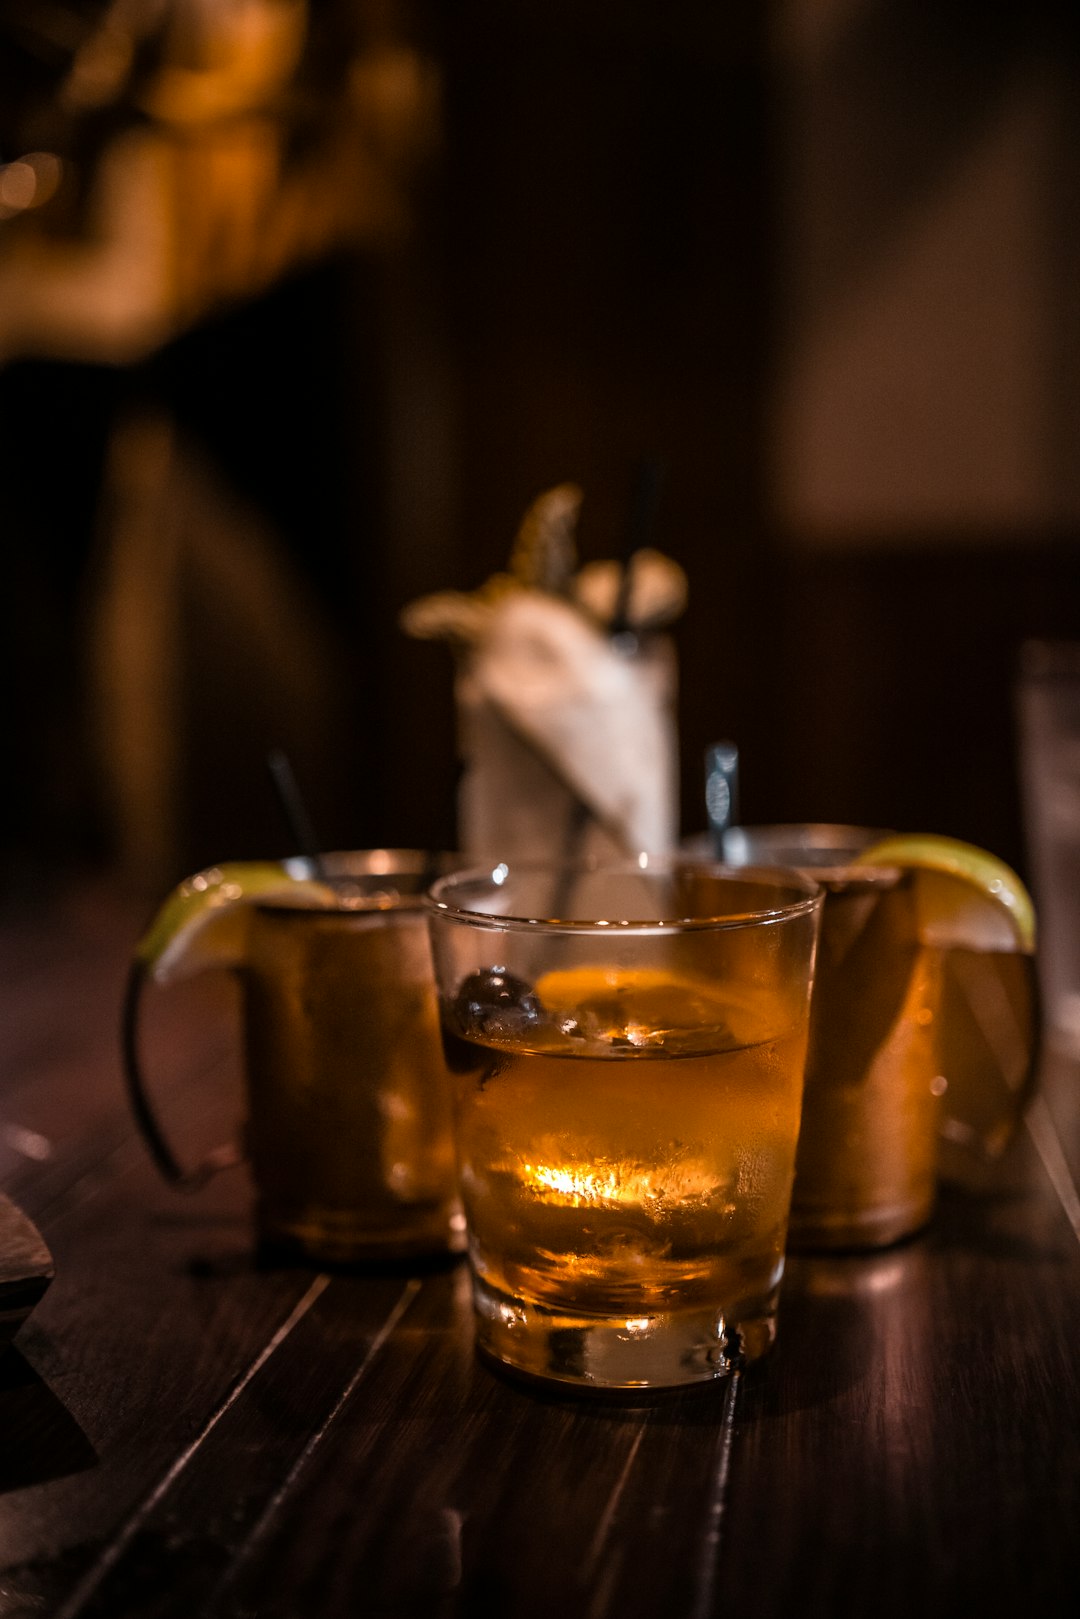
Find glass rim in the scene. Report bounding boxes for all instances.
[720,823,900,887]
[722,821,892,852]
[426,857,823,934]
[283,848,451,879]
[254,849,455,915]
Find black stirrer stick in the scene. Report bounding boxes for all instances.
[266,749,329,881]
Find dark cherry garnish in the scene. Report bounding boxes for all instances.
[450,967,543,1038]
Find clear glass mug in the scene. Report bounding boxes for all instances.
[426,858,823,1391]
[124,851,465,1263]
[722,825,1040,1250]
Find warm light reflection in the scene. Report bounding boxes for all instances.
[521,1157,719,1208]
[0,2,440,363]
[0,153,63,219]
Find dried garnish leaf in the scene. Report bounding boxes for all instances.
[508,482,583,593]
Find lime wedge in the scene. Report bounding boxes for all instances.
[135,861,336,985]
[852,833,1040,1171]
[852,833,1036,955]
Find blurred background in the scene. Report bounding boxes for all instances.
[2,0,1079,901]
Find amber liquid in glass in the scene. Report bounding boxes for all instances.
[443,971,807,1383]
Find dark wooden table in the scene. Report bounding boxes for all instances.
[2,877,1079,1618]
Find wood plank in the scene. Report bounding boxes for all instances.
[2,883,1079,1618]
[0,1171,423,1616]
[715,1126,1080,1618]
[0,1192,53,1344]
[0,891,411,1615]
[83,1264,742,1619]
[44,1269,425,1619]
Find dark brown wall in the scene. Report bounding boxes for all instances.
[5,1,1080,894]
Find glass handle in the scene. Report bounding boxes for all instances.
[121,960,242,1191]
[936,947,1044,1183]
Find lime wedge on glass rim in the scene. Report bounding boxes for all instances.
[851,834,1041,1175]
[124,860,337,1190]
[135,860,336,986]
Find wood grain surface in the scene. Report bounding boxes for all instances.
[0,881,1078,1618]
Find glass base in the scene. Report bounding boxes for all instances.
[471,1274,778,1391]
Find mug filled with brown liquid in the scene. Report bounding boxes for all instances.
[722,825,1040,1250]
[123,851,465,1263]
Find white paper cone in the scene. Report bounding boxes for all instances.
[456,591,678,861]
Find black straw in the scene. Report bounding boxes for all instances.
[266,749,329,879]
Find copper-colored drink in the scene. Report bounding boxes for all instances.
[441,967,810,1385]
[245,899,463,1262]
[786,870,942,1248]
[428,861,821,1390]
[786,872,1034,1248]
